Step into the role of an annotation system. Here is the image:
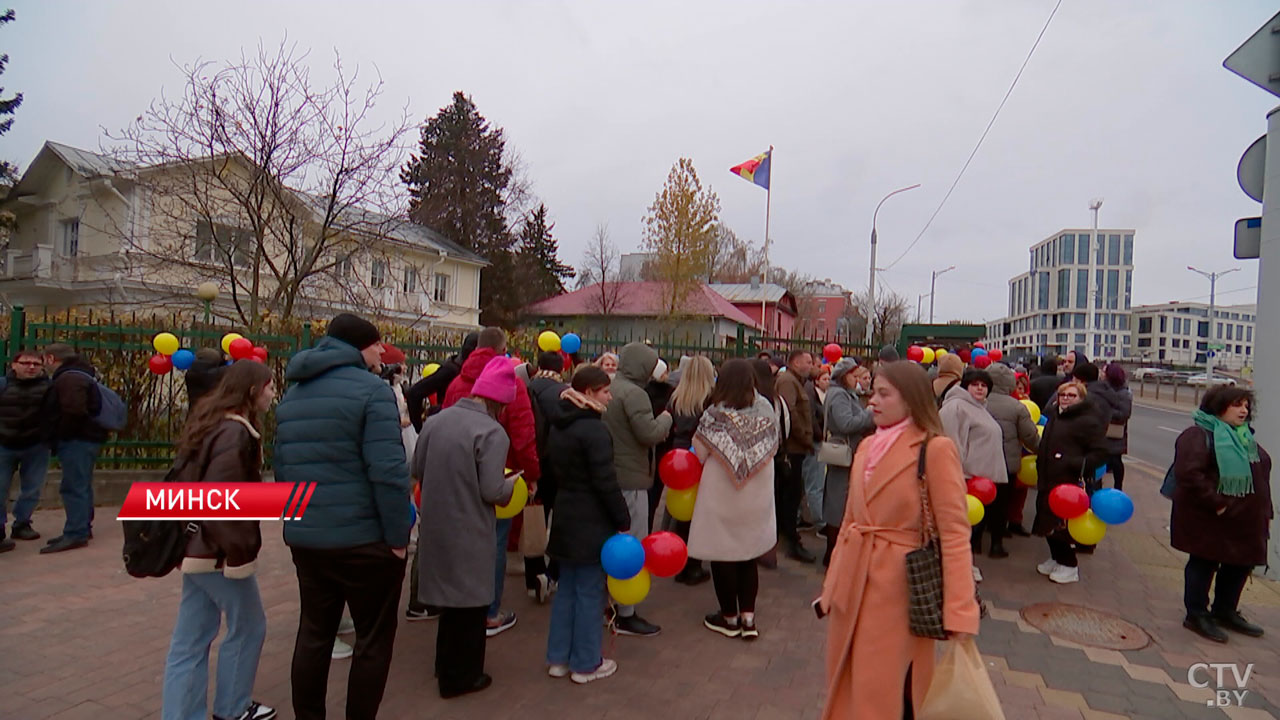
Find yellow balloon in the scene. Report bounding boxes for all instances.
[495,474,528,519]
[1068,510,1107,545]
[1020,399,1041,425]
[153,332,180,356]
[537,331,561,352]
[1037,425,1044,438]
[607,568,651,605]
[936,349,948,358]
[221,333,243,354]
[1017,456,1038,487]
[921,347,936,365]
[422,362,441,378]
[666,484,698,522]
[966,494,985,526]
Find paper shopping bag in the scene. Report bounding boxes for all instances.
[918,636,1006,720]
[518,505,548,557]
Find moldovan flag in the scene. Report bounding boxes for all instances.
[730,149,771,190]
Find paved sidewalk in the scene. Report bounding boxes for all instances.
[2,463,1278,719]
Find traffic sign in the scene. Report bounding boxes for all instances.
[1224,11,1280,98]
[1239,135,1266,202]
[1207,351,1217,358]
[1236,217,1262,259]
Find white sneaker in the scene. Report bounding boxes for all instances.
[971,566,983,583]
[571,658,618,684]
[331,638,354,660]
[1037,559,1061,576]
[1049,565,1080,584]
[337,616,356,635]
[548,664,570,678]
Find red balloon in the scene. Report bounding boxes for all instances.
[659,449,702,491]
[248,356,264,363]
[966,476,997,505]
[414,482,421,507]
[973,341,985,349]
[559,349,572,370]
[1048,485,1090,520]
[823,343,843,363]
[987,348,1003,362]
[229,337,254,360]
[958,348,972,363]
[148,354,173,375]
[906,346,925,362]
[973,355,993,369]
[641,531,688,578]
[252,346,269,361]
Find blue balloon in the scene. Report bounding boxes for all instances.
[970,347,988,358]
[171,349,195,370]
[1091,488,1133,525]
[561,332,582,354]
[409,502,418,527]
[601,533,645,579]
[1038,415,1047,427]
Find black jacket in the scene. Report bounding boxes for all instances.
[545,398,631,564]
[44,359,109,445]
[185,358,226,412]
[0,372,50,449]
[1029,374,1065,411]
[1032,398,1106,535]
[668,400,708,452]
[406,355,462,431]
[1171,427,1273,566]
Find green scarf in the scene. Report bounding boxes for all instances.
[1192,409,1259,497]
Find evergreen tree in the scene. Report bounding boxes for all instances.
[402,91,521,325]
[0,9,23,182]
[516,203,574,304]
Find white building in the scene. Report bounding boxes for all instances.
[1131,302,1256,371]
[985,228,1135,361]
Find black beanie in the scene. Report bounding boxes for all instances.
[327,313,381,350]
[878,345,900,362]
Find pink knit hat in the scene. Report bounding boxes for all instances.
[472,356,517,404]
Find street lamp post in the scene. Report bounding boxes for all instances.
[866,184,921,346]
[1188,266,1240,380]
[196,282,219,324]
[929,265,956,324]
[917,293,929,323]
[1086,199,1104,358]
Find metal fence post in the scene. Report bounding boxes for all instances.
[7,305,23,359]
[300,322,312,353]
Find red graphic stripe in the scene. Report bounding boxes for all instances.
[293,482,317,521]
[118,483,296,521]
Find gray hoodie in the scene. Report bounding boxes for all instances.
[604,342,674,490]
[986,363,1040,474]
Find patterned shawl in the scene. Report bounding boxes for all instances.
[695,400,780,489]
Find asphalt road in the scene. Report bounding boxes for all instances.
[1125,401,1193,472]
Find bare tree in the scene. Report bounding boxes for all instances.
[105,40,412,330]
[853,289,910,348]
[577,222,624,317]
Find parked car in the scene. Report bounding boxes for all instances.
[1187,373,1236,387]
[1133,368,1166,381]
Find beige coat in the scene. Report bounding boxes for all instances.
[687,395,779,562]
[819,427,980,720]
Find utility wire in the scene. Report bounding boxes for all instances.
[882,0,1063,271]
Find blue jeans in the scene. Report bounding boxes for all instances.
[801,454,825,524]
[0,444,50,532]
[489,518,512,619]
[56,441,99,541]
[162,572,267,720]
[546,560,606,673]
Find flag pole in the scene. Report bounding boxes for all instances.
[761,145,772,341]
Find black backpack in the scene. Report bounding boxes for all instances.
[122,458,199,578]
[1160,428,1214,499]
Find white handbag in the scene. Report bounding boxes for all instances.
[816,396,853,467]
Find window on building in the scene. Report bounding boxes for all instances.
[1247,326,1253,342]
[1074,313,1085,329]
[1060,235,1075,263]
[1123,234,1133,265]
[1217,324,1223,340]
[194,220,252,268]
[1075,333,1086,344]
[817,319,826,335]
[1056,333,1068,343]
[403,267,417,294]
[1236,344,1243,354]
[1173,317,1181,335]
[1159,337,1166,348]
[1160,316,1167,333]
[433,273,450,303]
[1078,235,1090,264]
[1138,317,1152,333]
[1227,325,1234,340]
[1107,235,1121,265]
[1057,269,1071,308]
[60,219,80,257]
[1138,338,1151,348]
[370,259,388,289]
[1037,272,1050,310]
[1075,269,1088,309]
[1124,270,1132,309]
[337,253,354,279]
[817,299,826,314]
[1197,341,1207,351]
[1118,315,1128,331]
[1237,324,1244,339]
[1094,270,1104,308]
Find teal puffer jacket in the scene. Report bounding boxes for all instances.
[276,337,411,550]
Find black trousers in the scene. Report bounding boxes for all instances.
[1106,454,1126,491]
[972,481,1011,547]
[1046,531,1077,568]
[710,560,759,616]
[523,502,560,588]
[436,606,489,696]
[775,454,806,545]
[290,543,406,720]
[1184,555,1253,618]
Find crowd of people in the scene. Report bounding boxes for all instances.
[0,319,1273,719]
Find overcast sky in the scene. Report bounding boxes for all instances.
[3,1,1275,322]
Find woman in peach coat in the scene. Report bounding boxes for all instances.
[819,361,981,720]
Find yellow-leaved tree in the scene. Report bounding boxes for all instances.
[642,158,722,315]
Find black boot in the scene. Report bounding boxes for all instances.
[1184,614,1228,643]
[674,562,710,586]
[1213,610,1265,638]
[988,540,1009,559]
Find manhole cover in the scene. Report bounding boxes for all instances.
[1019,603,1151,650]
